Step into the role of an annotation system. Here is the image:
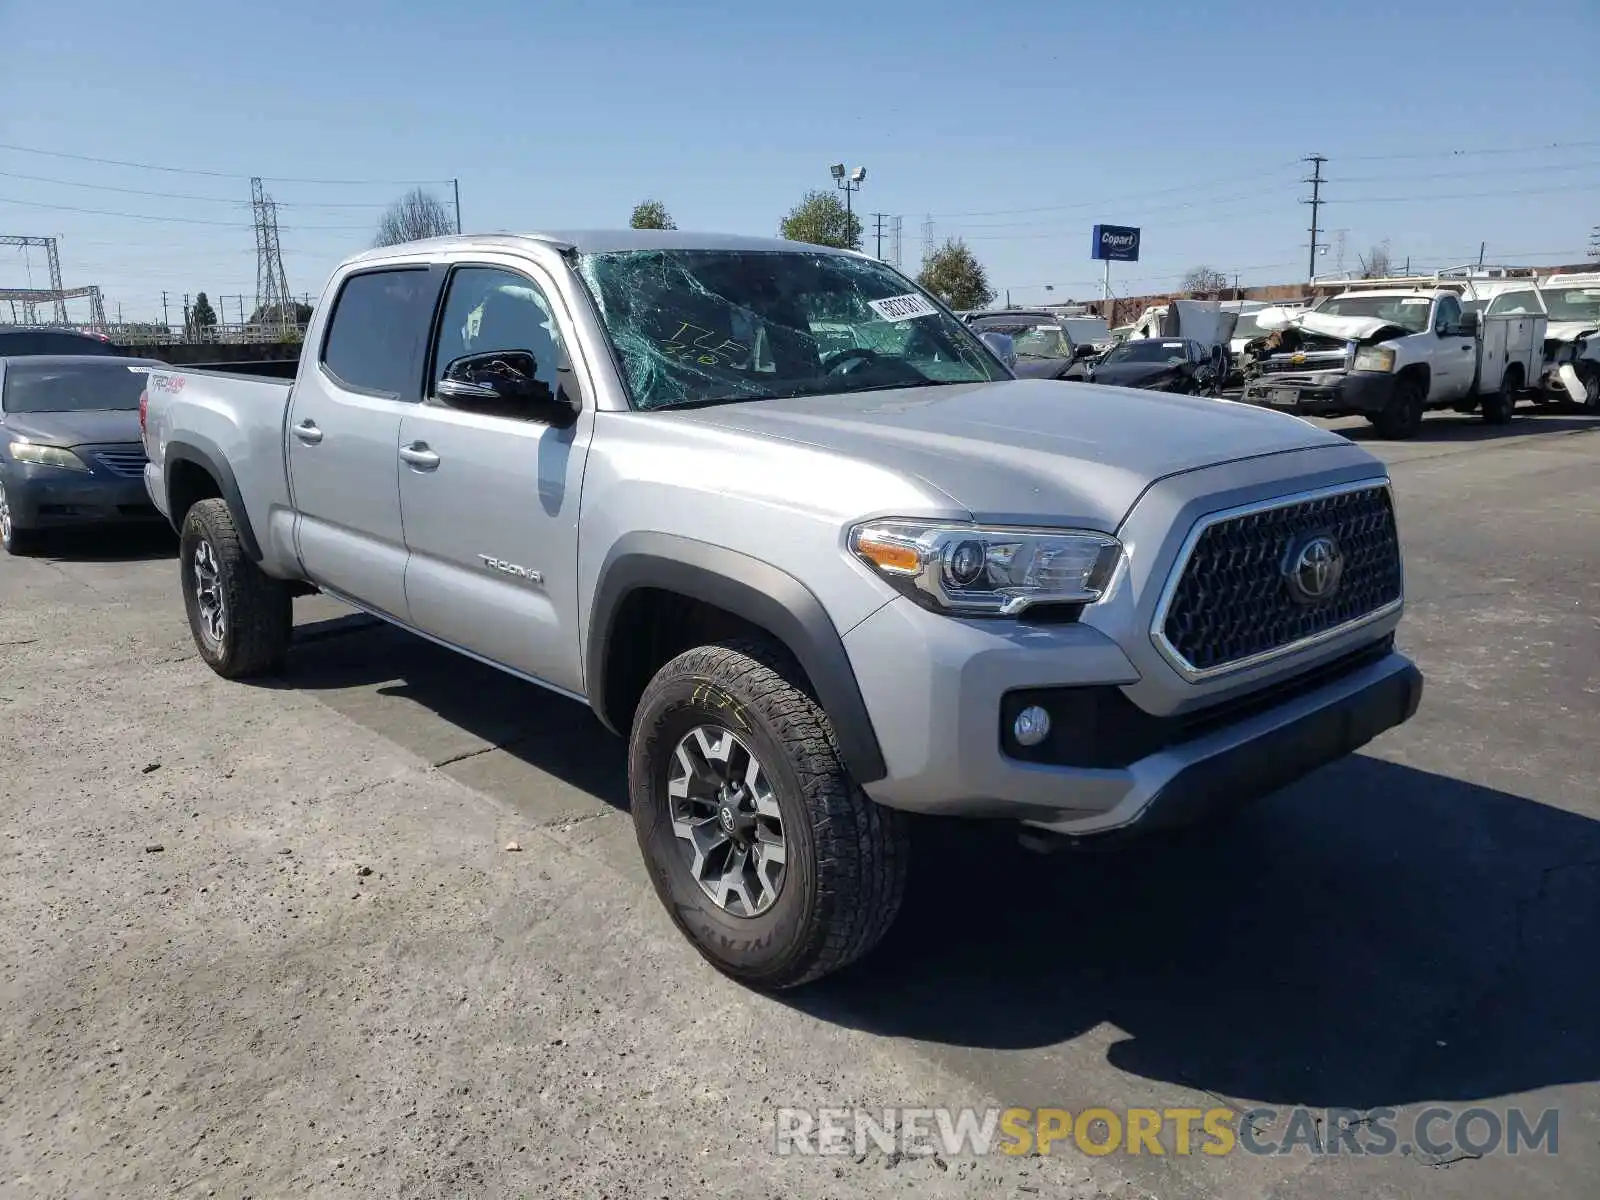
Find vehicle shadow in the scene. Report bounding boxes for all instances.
[274,612,629,810]
[32,524,176,562]
[788,753,1600,1111]
[1341,412,1600,442]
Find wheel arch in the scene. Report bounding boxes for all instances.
[587,532,888,785]
[163,435,262,562]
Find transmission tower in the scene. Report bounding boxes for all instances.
[1589,225,1599,259]
[921,215,935,264]
[0,235,68,324]
[890,216,903,268]
[251,177,294,337]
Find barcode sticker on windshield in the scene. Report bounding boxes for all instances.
[868,293,939,322]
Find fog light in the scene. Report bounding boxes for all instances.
[1013,705,1051,747]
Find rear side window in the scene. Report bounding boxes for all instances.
[320,268,437,397]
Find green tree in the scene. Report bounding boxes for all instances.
[187,292,218,340]
[630,199,677,230]
[249,301,314,330]
[778,190,862,251]
[917,238,994,311]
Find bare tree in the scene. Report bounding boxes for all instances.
[1181,265,1228,294]
[374,188,456,248]
[1360,240,1394,278]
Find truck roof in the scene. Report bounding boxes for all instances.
[342,229,863,268]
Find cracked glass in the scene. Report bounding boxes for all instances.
[575,249,1009,411]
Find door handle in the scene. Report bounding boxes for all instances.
[293,419,323,445]
[399,442,440,470]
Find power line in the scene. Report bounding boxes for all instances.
[1338,139,1600,163]
[0,195,370,230]
[0,168,398,209]
[928,165,1303,219]
[1337,160,1600,185]
[0,140,452,186]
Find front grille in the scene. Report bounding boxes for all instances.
[1258,354,1346,376]
[1158,484,1402,676]
[92,446,148,479]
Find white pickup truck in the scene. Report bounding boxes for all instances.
[1241,283,1547,438]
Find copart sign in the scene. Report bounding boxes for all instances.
[1091,224,1141,263]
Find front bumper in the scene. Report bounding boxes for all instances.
[844,596,1422,839]
[1,463,162,529]
[1242,370,1394,417]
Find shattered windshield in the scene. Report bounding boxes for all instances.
[1317,294,1433,333]
[1232,314,1272,340]
[1104,340,1187,365]
[576,249,1009,410]
[1540,287,1600,324]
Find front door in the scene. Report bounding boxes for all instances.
[1429,294,1476,400]
[286,265,441,620]
[397,262,595,694]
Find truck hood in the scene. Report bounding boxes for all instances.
[1257,309,1406,343]
[674,378,1345,530]
[1544,320,1599,343]
[1,408,141,448]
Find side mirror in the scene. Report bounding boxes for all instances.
[1454,311,1481,336]
[437,351,580,424]
[1073,343,1098,360]
[978,330,1017,370]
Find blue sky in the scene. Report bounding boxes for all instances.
[2,0,1596,323]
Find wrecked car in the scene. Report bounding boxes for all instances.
[1240,287,1546,438]
[1083,337,1218,394]
[965,310,1100,380]
[1525,274,1600,408]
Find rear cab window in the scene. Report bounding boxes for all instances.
[319,267,440,398]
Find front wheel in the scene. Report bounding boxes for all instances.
[628,639,910,990]
[0,482,40,556]
[1368,375,1426,439]
[179,498,292,678]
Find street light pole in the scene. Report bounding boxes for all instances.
[829,163,866,228]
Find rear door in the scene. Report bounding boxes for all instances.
[285,265,442,620]
[396,259,596,694]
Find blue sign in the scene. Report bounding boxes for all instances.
[1091,224,1141,262]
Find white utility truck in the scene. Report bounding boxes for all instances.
[1239,269,1547,438]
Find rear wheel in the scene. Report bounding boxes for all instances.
[628,638,910,990]
[179,498,291,678]
[1368,374,1426,439]
[0,482,40,556]
[1481,365,1520,425]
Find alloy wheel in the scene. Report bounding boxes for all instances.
[192,538,226,649]
[666,725,787,917]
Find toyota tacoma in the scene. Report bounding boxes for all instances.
[140,231,1423,988]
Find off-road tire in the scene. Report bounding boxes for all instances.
[1368,375,1426,439]
[1481,365,1520,425]
[629,638,910,990]
[179,498,291,679]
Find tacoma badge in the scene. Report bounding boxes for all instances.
[478,555,543,585]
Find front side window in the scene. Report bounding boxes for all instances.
[576,249,1009,411]
[1,360,154,413]
[428,266,569,420]
[320,268,436,397]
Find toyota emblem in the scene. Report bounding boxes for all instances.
[1284,534,1344,605]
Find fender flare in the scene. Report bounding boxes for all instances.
[162,434,263,562]
[587,532,888,784]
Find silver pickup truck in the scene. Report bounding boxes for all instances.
[141,231,1423,988]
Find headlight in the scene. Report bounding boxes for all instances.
[7,441,89,471]
[1353,346,1396,373]
[849,520,1123,616]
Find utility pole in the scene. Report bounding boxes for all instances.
[1477,241,1486,269]
[872,213,886,260]
[1302,153,1327,284]
[453,178,462,234]
[161,292,170,332]
[182,294,191,340]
